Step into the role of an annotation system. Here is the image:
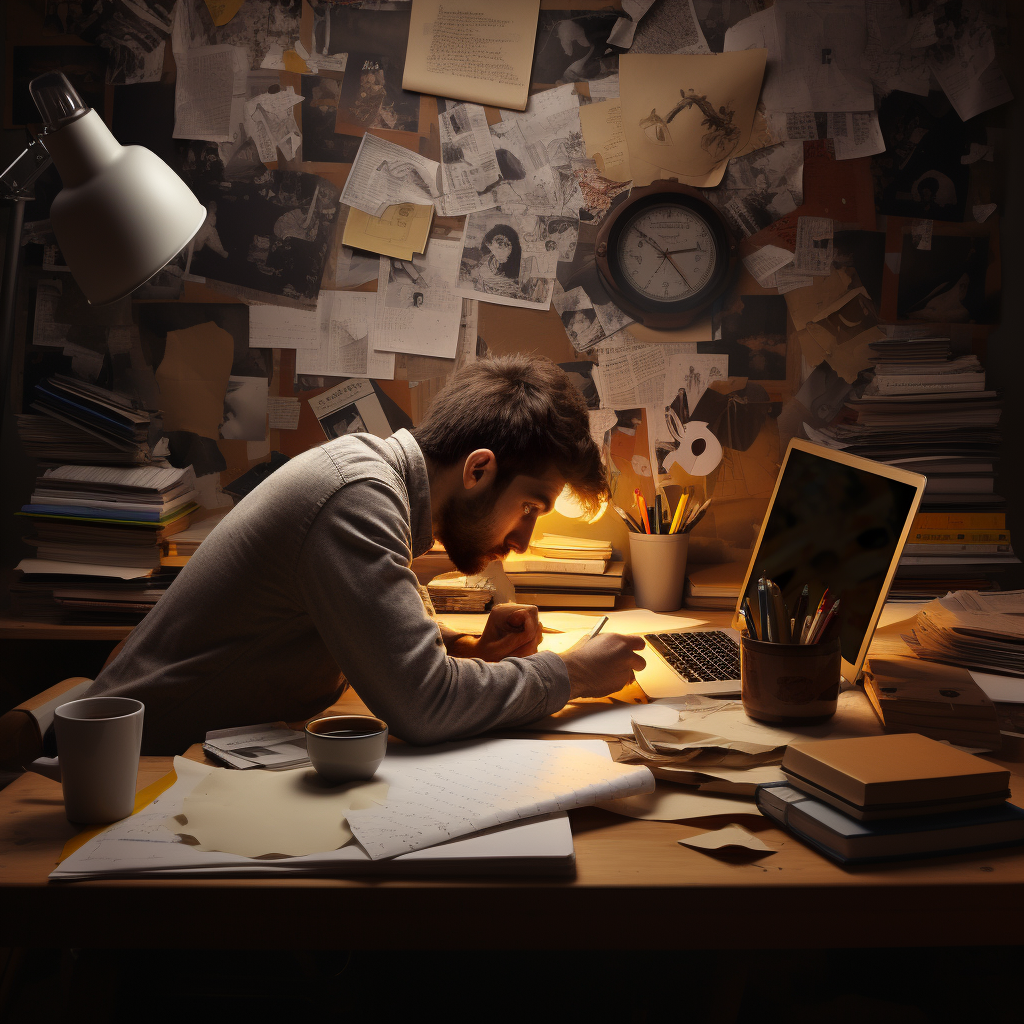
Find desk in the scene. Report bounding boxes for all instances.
[3,608,1023,951]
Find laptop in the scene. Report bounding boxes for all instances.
[637,439,926,699]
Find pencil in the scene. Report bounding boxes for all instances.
[799,614,813,644]
[633,489,651,534]
[793,584,809,633]
[682,498,712,533]
[742,597,758,640]
[669,492,689,534]
[585,615,609,641]
[757,576,770,642]
[613,504,642,533]
[811,599,841,644]
[654,494,663,535]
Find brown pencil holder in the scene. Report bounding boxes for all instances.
[740,635,842,725]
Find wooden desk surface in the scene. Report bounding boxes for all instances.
[4,605,1022,951]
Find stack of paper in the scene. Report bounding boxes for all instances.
[203,723,311,771]
[426,572,495,613]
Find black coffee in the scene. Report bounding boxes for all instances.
[317,729,379,738]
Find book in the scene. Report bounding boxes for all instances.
[529,535,614,561]
[505,562,625,591]
[780,733,1010,818]
[755,782,1024,864]
[512,590,617,609]
[503,555,611,575]
[913,512,1006,529]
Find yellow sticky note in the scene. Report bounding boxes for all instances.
[342,203,434,260]
[204,0,245,26]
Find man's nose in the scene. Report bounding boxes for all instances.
[507,521,536,554]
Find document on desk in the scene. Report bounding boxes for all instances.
[51,740,650,879]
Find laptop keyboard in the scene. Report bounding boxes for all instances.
[643,630,741,683]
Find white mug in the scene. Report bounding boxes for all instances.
[28,696,144,824]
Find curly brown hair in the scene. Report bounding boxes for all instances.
[412,355,607,515]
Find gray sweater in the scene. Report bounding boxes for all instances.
[86,429,570,753]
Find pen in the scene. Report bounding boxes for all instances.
[682,499,712,533]
[769,581,791,644]
[613,504,642,533]
[798,614,813,644]
[811,598,841,644]
[757,575,770,643]
[804,589,831,645]
[585,615,609,641]
[654,494,663,534]
[792,584,809,634]
[741,597,758,639]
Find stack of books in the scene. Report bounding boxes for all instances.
[808,336,1016,597]
[503,535,625,609]
[756,733,1024,864]
[16,375,154,464]
[684,562,745,610]
[12,465,198,622]
[426,573,494,613]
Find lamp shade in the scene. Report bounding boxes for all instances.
[31,73,205,305]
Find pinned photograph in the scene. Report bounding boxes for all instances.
[533,10,620,84]
[300,76,361,164]
[308,379,393,441]
[455,211,556,310]
[704,294,789,381]
[335,52,421,136]
[553,287,603,352]
[219,377,268,441]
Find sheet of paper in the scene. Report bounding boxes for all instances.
[608,0,659,49]
[579,99,632,183]
[340,134,441,219]
[864,0,931,97]
[679,823,773,852]
[742,245,794,288]
[243,86,303,163]
[832,112,886,161]
[295,292,394,380]
[342,204,434,261]
[172,44,248,143]
[437,103,502,217]
[15,560,153,579]
[267,396,300,431]
[373,240,463,358]
[541,609,706,634]
[770,1,874,114]
[155,321,234,439]
[628,0,710,56]
[249,305,318,351]
[794,216,834,276]
[181,770,389,857]
[552,287,604,353]
[597,783,760,821]
[308,378,392,440]
[402,0,541,111]
[619,51,767,188]
[346,741,653,859]
[588,74,619,102]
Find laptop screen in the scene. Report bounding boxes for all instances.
[740,442,922,678]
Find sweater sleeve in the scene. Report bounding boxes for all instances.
[296,474,570,745]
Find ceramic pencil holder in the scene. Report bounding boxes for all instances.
[740,635,841,725]
[628,532,688,612]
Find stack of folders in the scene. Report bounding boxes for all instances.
[11,465,199,622]
[756,733,1024,865]
[807,336,1017,597]
[16,375,153,464]
[504,535,624,609]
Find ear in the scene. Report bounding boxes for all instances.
[462,449,498,493]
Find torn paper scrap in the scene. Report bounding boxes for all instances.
[679,824,774,853]
[832,112,886,161]
[579,98,632,183]
[597,783,761,821]
[340,134,441,219]
[437,103,502,217]
[295,292,394,381]
[973,204,996,223]
[342,203,434,261]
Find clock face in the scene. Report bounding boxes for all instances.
[615,204,718,305]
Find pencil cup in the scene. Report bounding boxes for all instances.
[740,636,841,725]
[628,532,688,612]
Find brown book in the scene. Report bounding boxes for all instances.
[781,733,1010,820]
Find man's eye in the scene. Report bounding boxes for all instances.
[523,503,535,516]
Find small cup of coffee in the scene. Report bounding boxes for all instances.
[304,715,388,783]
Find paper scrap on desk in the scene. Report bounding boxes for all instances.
[345,745,653,860]
[619,50,767,188]
[402,0,541,112]
[647,764,787,795]
[597,782,760,821]
[679,824,773,853]
[579,99,632,183]
[180,769,389,858]
[267,396,300,431]
[155,321,233,439]
[342,203,434,261]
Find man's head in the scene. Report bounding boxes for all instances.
[413,356,607,574]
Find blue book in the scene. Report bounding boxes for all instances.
[755,781,1024,865]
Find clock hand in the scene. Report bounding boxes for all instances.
[665,247,702,255]
[634,228,667,254]
[663,252,693,291]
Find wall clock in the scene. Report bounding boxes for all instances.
[594,180,737,330]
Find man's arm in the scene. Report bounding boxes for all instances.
[297,476,570,745]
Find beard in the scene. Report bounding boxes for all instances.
[435,489,508,575]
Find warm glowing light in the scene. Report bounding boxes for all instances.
[553,485,608,523]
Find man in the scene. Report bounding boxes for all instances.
[86,356,645,753]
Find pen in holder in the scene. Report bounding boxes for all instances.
[740,635,841,725]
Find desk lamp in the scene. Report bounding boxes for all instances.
[1,71,205,422]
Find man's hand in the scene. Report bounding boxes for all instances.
[559,634,647,701]
[471,603,542,662]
